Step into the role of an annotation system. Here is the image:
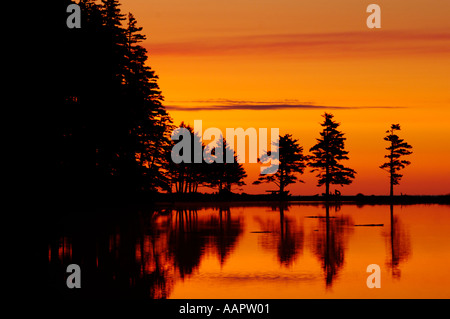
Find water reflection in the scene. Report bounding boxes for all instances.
[211,207,244,265]
[310,204,353,288]
[385,205,411,279]
[169,208,205,279]
[135,210,175,298]
[46,206,244,298]
[255,204,304,267]
[168,207,243,277]
[45,204,449,298]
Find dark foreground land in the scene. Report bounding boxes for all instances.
[38,192,450,213]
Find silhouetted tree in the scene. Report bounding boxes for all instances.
[55,1,174,200]
[380,124,413,197]
[100,0,127,87]
[208,137,247,193]
[309,113,356,198]
[135,114,174,192]
[253,134,307,196]
[79,0,102,25]
[123,12,174,192]
[124,12,163,105]
[169,123,209,193]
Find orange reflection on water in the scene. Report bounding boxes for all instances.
[45,203,449,298]
[52,236,72,263]
[167,204,450,299]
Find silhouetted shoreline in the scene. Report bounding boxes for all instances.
[43,193,449,215]
[151,193,450,205]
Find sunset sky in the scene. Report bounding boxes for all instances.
[119,0,450,195]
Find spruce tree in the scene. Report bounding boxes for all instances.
[169,123,209,194]
[253,134,307,196]
[309,113,356,198]
[380,124,413,197]
[209,137,247,193]
[61,1,174,195]
[123,12,173,192]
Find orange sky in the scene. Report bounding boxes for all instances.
[119,0,450,195]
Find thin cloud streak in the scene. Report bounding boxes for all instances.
[147,31,450,58]
[165,100,406,111]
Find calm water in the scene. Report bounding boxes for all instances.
[47,203,450,299]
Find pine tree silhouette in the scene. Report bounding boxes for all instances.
[380,124,413,197]
[253,134,307,196]
[208,137,247,193]
[57,0,173,201]
[169,123,209,194]
[309,113,356,198]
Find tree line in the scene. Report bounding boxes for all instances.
[167,113,413,198]
[57,0,174,200]
[56,0,412,202]
[254,113,412,198]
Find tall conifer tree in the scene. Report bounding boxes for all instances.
[309,113,356,198]
[380,124,413,197]
[253,134,307,196]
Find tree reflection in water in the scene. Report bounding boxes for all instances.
[46,206,244,299]
[310,204,353,288]
[168,206,243,277]
[45,203,415,298]
[255,203,304,268]
[384,205,411,279]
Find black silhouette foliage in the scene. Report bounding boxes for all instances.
[380,124,413,196]
[253,134,307,195]
[308,113,356,197]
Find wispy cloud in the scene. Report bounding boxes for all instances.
[165,99,406,111]
[147,31,450,58]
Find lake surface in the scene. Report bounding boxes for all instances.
[47,203,450,299]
